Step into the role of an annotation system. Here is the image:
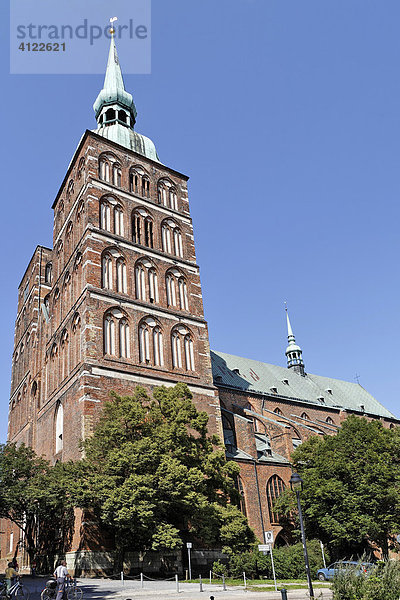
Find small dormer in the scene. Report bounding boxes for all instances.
[270,386,278,394]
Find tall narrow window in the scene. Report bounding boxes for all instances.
[162,224,172,253]
[99,158,110,182]
[132,212,141,243]
[184,335,195,371]
[102,253,113,289]
[166,273,177,307]
[178,277,189,310]
[119,319,130,358]
[141,176,150,197]
[100,201,111,231]
[153,327,164,366]
[114,205,124,236]
[135,263,146,300]
[116,258,127,293]
[169,187,178,210]
[174,228,183,257]
[266,475,285,524]
[55,403,64,453]
[113,164,122,187]
[104,314,116,355]
[45,262,52,284]
[129,169,139,193]
[148,268,158,303]
[237,477,247,517]
[144,218,154,248]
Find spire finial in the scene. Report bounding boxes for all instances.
[284,304,305,376]
[109,16,118,36]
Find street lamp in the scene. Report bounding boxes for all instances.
[289,472,314,599]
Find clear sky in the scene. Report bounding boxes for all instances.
[1,0,400,443]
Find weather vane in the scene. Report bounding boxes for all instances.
[109,16,118,35]
[284,300,288,313]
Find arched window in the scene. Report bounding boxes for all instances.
[171,326,195,371]
[103,309,129,357]
[113,163,122,187]
[99,157,110,182]
[132,209,153,248]
[148,268,158,303]
[55,403,63,453]
[104,313,116,355]
[76,200,85,222]
[114,204,124,236]
[169,187,178,210]
[141,175,150,198]
[129,168,139,193]
[119,318,130,358]
[66,180,74,201]
[162,219,182,257]
[116,258,127,294]
[326,416,334,425]
[274,408,283,416]
[301,412,310,420]
[100,199,112,231]
[237,477,247,517]
[77,157,85,180]
[266,475,285,524]
[102,253,113,290]
[45,262,52,284]
[166,269,188,310]
[166,272,177,307]
[138,317,164,366]
[158,178,179,210]
[129,166,150,197]
[222,413,236,450]
[135,262,146,301]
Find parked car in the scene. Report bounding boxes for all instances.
[317,561,375,581]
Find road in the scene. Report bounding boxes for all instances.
[22,577,333,600]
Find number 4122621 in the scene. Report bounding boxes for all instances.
[19,42,66,51]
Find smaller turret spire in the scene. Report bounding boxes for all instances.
[284,304,305,376]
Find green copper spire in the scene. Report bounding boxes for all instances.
[285,305,305,376]
[93,29,137,124]
[92,22,160,162]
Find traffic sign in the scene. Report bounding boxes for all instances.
[258,544,272,552]
[396,534,400,544]
[186,542,192,549]
[264,531,274,543]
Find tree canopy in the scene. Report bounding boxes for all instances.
[278,415,400,559]
[71,383,255,557]
[0,443,74,566]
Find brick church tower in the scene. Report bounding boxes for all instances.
[7,32,222,558]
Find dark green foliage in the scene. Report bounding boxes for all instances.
[275,416,400,559]
[0,443,74,567]
[216,540,329,579]
[71,384,255,556]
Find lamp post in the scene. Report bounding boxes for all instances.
[289,472,314,599]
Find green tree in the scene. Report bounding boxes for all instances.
[0,443,74,568]
[71,383,255,565]
[276,416,400,559]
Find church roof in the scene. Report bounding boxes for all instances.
[211,350,397,420]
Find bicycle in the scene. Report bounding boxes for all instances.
[0,578,30,600]
[41,578,82,600]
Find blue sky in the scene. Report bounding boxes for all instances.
[1,0,400,443]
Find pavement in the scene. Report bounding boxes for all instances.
[21,577,333,600]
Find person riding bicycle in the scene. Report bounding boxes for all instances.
[53,561,70,600]
[5,563,18,596]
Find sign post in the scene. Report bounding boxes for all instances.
[259,531,277,591]
[186,542,192,580]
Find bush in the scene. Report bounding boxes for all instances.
[332,560,400,600]
[223,539,329,579]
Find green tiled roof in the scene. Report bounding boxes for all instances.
[211,350,397,420]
